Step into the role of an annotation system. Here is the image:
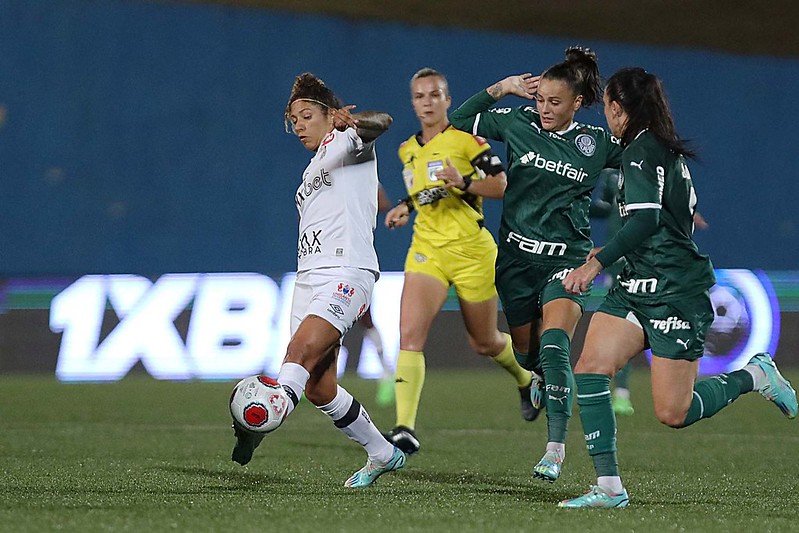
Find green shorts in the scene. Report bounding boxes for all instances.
[495,251,588,327]
[598,286,714,361]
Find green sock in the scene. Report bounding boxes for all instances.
[614,361,632,390]
[540,328,573,443]
[513,349,540,374]
[575,373,619,477]
[681,369,753,427]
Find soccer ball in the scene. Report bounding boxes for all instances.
[705,285,750,356]
[229,375,289,433]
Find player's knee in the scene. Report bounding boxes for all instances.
[654,405,687,428]
[285,337,323,367]
[399,326,426,352]
[574,352,614,376]
[467,334,501,357]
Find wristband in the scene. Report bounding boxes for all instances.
[400,196,415,213]
[459,174,473,191]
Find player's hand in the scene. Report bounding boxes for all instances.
[436,158,466,190]
[586,247,603,263]
[331,105,358,131]
[489,74,540,100]
[385,204,410,229]
[563,257,603,294]
[693,211,709,230]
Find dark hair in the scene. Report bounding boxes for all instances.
[410,67,450,97]
[605,67,695,158]
[284,73,341,129]
[542,46,602,107]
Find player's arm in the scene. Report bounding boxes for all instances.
[450,74,540,140]
[436,143,507,198]
[331,106,393,143]
[589,171,614,218]
[377,182,393,213]
[563,148,661,294]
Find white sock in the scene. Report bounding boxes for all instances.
[744,363,767,391]
[546,442,565,460]
[597,476,624,494]
[614,388,630,400]
[278,362,310,417]
[318,385,394,463]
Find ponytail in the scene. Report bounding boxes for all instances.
[606,68,695,158]
[542,46,602,107]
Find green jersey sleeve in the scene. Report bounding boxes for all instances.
[450,90,520,142]
[604,133,624,169]
[622,143,663,211]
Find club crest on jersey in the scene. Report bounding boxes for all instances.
[322,132,335,146]
[574,134,596,156]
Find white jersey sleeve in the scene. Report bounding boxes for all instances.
[295,128,379,274]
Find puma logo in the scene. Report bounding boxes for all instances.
[630,160,644,170]
[676,339,689,350]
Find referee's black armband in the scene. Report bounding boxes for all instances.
[400,195,415,213]
[470,148,505,177]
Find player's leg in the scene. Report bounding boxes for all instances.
[558,311,643,508]
[303,346,405,488]
[495,251,545,417]
[532,294,582,482]
[612,361,635,416]
[386,268,448,454]
[649,293,796,427]
[459,295,536,421]
[359,308,395,407]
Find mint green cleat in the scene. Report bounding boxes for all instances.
[533,450,562,483]
[748,352,798,419]
[559,485,630,509]
[375,378,395,407]
[612,394,635,416]
[344,447,406,488]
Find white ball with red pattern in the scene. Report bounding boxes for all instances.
[229,375,289,433]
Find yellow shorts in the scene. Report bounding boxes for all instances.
[404,228,498,303]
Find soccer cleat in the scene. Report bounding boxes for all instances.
[530,371,545,410]
[344,447,406,488]
[383,425,420,455]
[532,450,563,483]
[558,485,630,509]
[519,373,543,421]
[612,394,635,416]
[747,352,798,419]
[375,378,395,407]
[231,421,265,466]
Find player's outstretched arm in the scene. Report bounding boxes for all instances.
[330,105,392,143]
[485,73,540,101]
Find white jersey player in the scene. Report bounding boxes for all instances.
[231,73,406,489]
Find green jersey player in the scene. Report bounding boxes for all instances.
[450,47,623,483]
[560,68,797,509]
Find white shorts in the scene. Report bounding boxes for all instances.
[290,267,376,337]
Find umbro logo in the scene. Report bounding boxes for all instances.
[395,377,407,383]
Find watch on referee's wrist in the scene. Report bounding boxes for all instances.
[400,196,415,213]
[459,174,473,191]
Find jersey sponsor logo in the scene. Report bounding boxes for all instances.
[656,166,665,202]
[328,303,345,317]
[298,230,322,259]
[584,429,600,450]
[414,253,427,263]
[574,133,596,156]
[518,150,589,182]
[321,132,335,146]
[295,168,332,209]
[427,160,444,182]
[619,277,658,294]
[507,231,567,256]
[415,186,450,206]
[489,107,512,114]
[548,268,574,282]
[649,316,692,334]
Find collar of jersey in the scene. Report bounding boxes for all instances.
[415,123,453,147]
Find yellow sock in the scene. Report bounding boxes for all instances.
[394,349,425,429]
[492,333,532,388]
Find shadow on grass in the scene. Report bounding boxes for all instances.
[398,469,572,501]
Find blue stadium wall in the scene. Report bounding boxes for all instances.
[1,0,798,276]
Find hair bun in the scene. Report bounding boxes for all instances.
[565,46,597,66]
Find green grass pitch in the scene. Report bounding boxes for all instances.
[1,370,797,531]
